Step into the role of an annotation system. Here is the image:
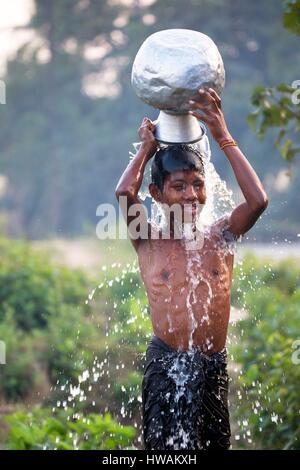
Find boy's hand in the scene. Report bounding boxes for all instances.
[138,117,158,152]
[188,88,232,144]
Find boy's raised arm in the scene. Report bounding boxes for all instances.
[115,117,158,250]
[188,88,268,237]
[215,136,268,237]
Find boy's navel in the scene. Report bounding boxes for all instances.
[161,269,170,281]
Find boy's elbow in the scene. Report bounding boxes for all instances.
[115,184,124,197]
[115,186,131,200]
[253,192,269,213]
[263,195,269,209]
[261,192,269,210]
[115,189,123,201]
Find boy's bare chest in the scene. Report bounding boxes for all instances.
[138,237,233,290]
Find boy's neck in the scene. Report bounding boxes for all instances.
[160,216,197,240]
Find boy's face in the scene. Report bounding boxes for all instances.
[149,169,206,223]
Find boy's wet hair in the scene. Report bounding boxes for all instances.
[151,144,205,192]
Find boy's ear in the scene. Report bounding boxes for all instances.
[149,183,162,202]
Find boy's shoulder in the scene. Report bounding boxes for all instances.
[208,214,242,247]
[207,214,229,237]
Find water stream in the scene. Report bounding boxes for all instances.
[50,139,259,450]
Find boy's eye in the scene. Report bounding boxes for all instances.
[173,185,184,191]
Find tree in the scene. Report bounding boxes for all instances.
[247,0,300,164]
[0,0,299,238]
[0,0,146,237]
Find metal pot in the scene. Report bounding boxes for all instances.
[131,29,225,144]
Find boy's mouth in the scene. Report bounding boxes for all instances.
[181,203,199,217]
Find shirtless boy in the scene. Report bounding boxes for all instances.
[115,87,268,450]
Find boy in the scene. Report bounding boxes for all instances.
[115,88,268,450]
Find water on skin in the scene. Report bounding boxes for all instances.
[145,213,220,448]
[131,140,238,447]
[49,141,265,450]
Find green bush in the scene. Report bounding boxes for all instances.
[44,304,106,385]
[0,237,95,401]
[231,253,300,306]
[0,303,107,401]
[4,407,136,450]
[0,238,90,331]
[230,255,300,449]
[0,310,39,400]
[2,236,298,451]
[98,266,152,352]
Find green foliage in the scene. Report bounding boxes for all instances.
[0,237,97,400]
[0,238,90,331]
[88,264,151,419]
[248,0,300,163]
[0,0,299,238]
[0,237,150,426]
[248,84,300,162]
[283,0,300,35]
[0,310,39,400]
[2,233,300,450]
[106,268,152,352]
[114,371,143,414]
[230,255,300,449]
[92,263,152,352]
[4,408,136,450]
[44,304,104,384]
[231,253,300,306]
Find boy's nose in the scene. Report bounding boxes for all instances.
[183,185,197,201]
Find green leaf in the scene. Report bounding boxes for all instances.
[276,83,294,94]
[280,139,293,159]
[283,0,300,35]
[275,129,286,147]
[247,112,259,132]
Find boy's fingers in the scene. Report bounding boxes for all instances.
[198,88,211,98]
[208,88,221,105]
[141,123,155,129]
[188,110,208,123]
[189,100,210,109]
[189,100,214,112]
[142,117,154,124]
[141,119,155,130]
[198,88,217,105]
[188,90,209,107]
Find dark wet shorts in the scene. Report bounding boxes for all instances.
[142,335,231,450]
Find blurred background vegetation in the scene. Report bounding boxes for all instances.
[0,240,299,449]
[0,0,299,450]
[0,0,299,240]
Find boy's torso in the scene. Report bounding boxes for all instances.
[136,218,234,353]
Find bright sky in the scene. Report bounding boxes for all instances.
[0,0,33,28]
[0,0,157,96]
[0,0,34,73]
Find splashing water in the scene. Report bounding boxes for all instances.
[48,133,262,448]
[130,136,236,227]
[124,136,240,448]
